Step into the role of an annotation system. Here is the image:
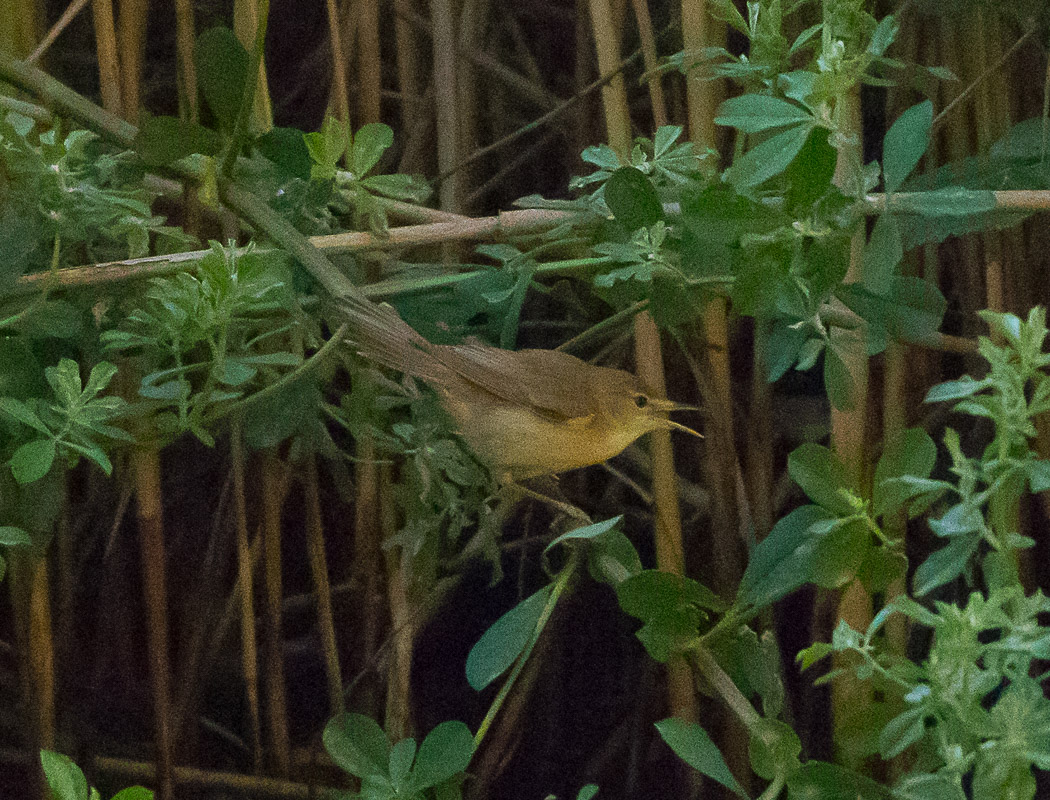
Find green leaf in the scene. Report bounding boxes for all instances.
[40,750,90,800]
[788,443,856,515]
[0,526,32,547]
[360,173,432,203]
[195,26,250,130]
[737,505,848,609]
[412,721,475,791]
[824,340,856,412]
[110,788,154,800]
[873,428,937,517]
[576,785,599,800]
[0,397,50,435]
[586,529,643,587]
[655,718,745,796]
[749,718,802,781]
[784,128,837,211]
[1026,459,1050,493]
[913,536,979,596]
[305,117,348,181]
[891,187,997,216]
[883,100,932,193]
[388,738,417,787]
[925,375,987,402]
[323,713,391,780]
[10,438,56,484]
[604,167,663,232]
[715,95,815,133]
[726,123,813,189]
[466,585,551,691]
[892,773,966,800]
[544,516,622,555]
[351,123,395,177]
[878,705,927,759]
[255,126,312,181]
[862,215,903,296]
[867,14,898,58]
[617,571,724,662]
[786,761,892,799]
[135,114,223,165]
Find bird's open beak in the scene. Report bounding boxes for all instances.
[648,398,703,438]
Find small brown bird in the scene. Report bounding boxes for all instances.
[338,296,701,480]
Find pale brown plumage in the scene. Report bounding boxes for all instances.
[336,295,700,479]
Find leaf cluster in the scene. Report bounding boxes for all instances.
[100,241,304,445]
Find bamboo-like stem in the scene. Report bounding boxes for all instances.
[326,0,352,132]
[231,426,263,771]
[9,548,56,800]
[828,77,873,768]
[116,0,148,122]
[431,0,461,212]
[357,0,382,124]
[393,0,420,134]
[27,0,88,64]
[381,464,413,741]
[91,0,123,115]
[748,324,774,538]
[630,0,668,129]
[454,0,483,212]
[352,436,383,716]
[174,0,199,121]
[133,447,175,799]
[303,458,345,717]
[91,753,338,798]
[586,0,631,158]
[261,452,291,776]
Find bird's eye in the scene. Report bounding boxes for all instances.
[634,394,649,409]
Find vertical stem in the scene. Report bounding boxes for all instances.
[92,0,123,115]
[261,452,290,775]
[357,0,382,124]
[586,0,631,157]
[630,0,668,129]
[394,0,420,134]
[455,0,484,212]
[828,77,873,767]
[116,0,148,122]
[352,437,383,716]
[381,464,413,741]
[133,448,174,799]
[326,0,352,133]
[10,545,56,800]
[230,427,263,771]
[304,457,345,717]
[748,324,774,538]
[431,0,461,212]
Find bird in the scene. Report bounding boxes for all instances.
[336,295,701,481]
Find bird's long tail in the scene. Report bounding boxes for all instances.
[333,294,451,384]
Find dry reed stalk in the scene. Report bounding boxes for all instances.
[431,0,462,212]
[133,447,175,799]
[116,0,148,121]
[326,0,352,133]
[630,0,668,128]
[92,0,123,115]
[394,0,421,135]
[828,80,874,767]
[27,0,87,63]
[357,0,382,123]
[231,428,264,770]
[261,453,291,775]
[304,458,346,717]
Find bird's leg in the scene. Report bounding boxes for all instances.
[504,478,591,523]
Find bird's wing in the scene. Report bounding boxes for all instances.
[433,344,600,419]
